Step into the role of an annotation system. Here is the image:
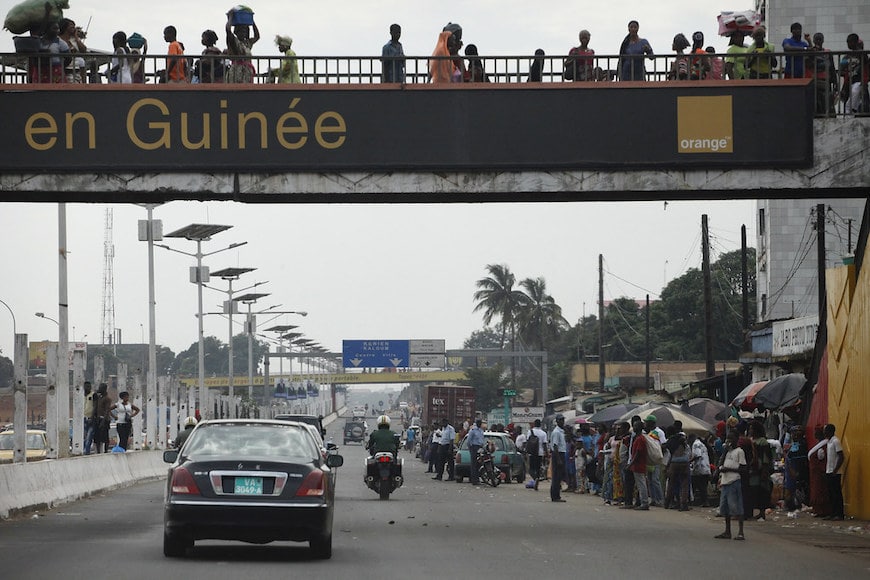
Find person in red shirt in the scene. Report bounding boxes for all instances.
[628,420,650,510]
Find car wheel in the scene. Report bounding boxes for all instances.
[455,474,464,483]
[515,465,526,484]
[309,533,333,559]
[163,531,190,558]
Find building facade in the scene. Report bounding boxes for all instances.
[758,0,870,52]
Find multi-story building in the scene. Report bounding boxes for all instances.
[757,0,869,52]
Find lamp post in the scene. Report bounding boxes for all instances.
[264,324,301,382]
[233,294,306,402]
[159,224,245,420]
[206,268,261,403]
[35,312,59,325]
[137,203,163,448]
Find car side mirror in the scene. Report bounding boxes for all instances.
[163,449,179,463]
[326,454,344,468]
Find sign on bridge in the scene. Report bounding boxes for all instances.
[343,340,409,368]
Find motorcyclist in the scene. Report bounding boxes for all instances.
[173,416,198,449]
[368,414,398,457]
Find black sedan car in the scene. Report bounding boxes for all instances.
[162,419,344,559]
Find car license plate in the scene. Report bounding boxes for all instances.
[234,477,263,495]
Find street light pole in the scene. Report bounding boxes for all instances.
[206,269,260,406]
[138,204,162,449]
[57,203,70,458]
[160,224,244,421]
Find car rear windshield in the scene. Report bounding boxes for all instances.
[184,423,319,460]
[460,435,507,451]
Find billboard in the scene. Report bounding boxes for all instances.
[0,82,813,174]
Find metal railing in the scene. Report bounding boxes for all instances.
[2,50,867,116]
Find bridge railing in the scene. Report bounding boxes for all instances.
[1,50,866,116]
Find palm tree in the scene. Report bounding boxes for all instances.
[516,277,567,405]
[517,277,568,352]
[473,264,528,389]
[472,264,527,349]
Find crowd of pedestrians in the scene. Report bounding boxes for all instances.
[413,407,848,542]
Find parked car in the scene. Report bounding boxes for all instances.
[343,419,367,445]
[162,419,344,559]
[0,429,48,462]
[454,431,525,484]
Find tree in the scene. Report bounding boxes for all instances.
[0,354,12,388]
[516,276,569,351]
[463,327,501,350]
[473,264,527,349]
[651,248,756,360]
[463,366,506,413]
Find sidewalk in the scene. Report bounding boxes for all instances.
[582,491,870,560]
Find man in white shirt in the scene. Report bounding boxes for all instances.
[716,430,747,540]
[526,419,548,489]
[433,419,456,481]
[549,414,567,502]
[644,415,667,506]
[823,423,845,520]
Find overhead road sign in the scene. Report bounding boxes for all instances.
[343,339,409,368]
[410,339,445,354]
[409,354,445,369]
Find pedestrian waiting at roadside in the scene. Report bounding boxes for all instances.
[715,430,746,540]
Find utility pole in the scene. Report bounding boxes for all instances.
[598,253,605,389]
[741,225,749,353]
[701,215,715,378]
[816,204,826,321]
[645,294,650,391]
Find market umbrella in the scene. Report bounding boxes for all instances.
[731,381,768,410]
[754,373,806,410]
[615,403,714,436]
[588,403,639,427]
[686,398,731,424]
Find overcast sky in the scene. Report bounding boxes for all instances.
[3,0,739,56]
[1,1,758,361]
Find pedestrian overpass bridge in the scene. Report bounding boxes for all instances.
[1,78,867,203]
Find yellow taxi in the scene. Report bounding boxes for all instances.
[0,429,48,462]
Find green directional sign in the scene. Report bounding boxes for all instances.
[498,389,518,397]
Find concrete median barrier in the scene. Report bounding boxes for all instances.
[0,451,166,519]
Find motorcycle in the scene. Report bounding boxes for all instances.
[477,446,500,488]
[365,451,404,500]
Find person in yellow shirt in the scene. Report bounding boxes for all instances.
[269,35,300,83]
[746,26,777,79]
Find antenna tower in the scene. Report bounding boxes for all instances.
[101,208,116,345]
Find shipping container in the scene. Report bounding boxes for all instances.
[421,385,475,428]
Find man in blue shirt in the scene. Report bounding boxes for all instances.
[467,418,485,486]
[550,414,567,502]
[782,22,810,78]
[381,23,405,83]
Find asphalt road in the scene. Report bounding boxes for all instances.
[2,417,869,580]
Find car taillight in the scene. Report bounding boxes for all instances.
[170,466,201,495]
[296,471,326,497]
[455,453,461,464]
[501,455,510,465]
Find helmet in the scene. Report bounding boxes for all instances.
[377,415,391,427]
[183,416,198,428]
